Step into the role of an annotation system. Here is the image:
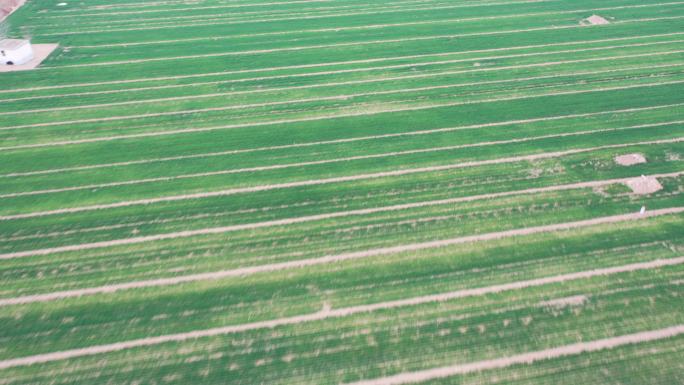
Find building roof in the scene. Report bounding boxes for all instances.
[0,39,29,50]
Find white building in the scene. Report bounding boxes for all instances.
[0,39,34,65]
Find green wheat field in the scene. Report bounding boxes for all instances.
[0,0,683,383]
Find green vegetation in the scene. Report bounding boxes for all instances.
[0,0,682,383]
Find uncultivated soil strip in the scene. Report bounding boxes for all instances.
[346,325,684,385]
[3,79,684,152]
[2,137,682,221]
[4,49,682,116]
[1,208,682,305]
[0,258,682,368]
[3,103,680,179]
[3,122,682,199]
[5,32,683,95]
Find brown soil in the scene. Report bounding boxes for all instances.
[615,153,647,166]
[625,176,663,195]
[0,0,25,22]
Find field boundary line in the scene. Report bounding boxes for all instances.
[3,77,684,145]
[1,137,682,220]
[5,31,683,95]
[4,47,683,116]
[1,172,681,260]
[3,121,682,198]
[0,256,682,367]
[346,324,684,385]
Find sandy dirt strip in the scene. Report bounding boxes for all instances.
[5,32,683,96]
[4,79,684,151]
[3,124,683,199]
[5,51,682,115]
[346,325,684,385]
[1,138,681,221]
[1,207,681,306]
[0,257,682,369]
[2,103,679,178]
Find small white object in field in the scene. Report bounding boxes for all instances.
[583,15,610,25]
[0,39,34,65]
[640,206,646,215]
[615,153,647,166]
[57,3,67,6]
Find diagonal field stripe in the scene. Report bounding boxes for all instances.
[3,47,683,116]
[2,102,682,179]
[1,137,682,221]
[66,1,551,48]
[0,256,682,368]
[34,2,684,40]
[345,325,684,385]
[39,12,684,68]
[5,31,684,95]
[3,78,684,150]
[2,121,682,199]
[0,207,682,304]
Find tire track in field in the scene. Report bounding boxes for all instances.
[1,137,681,220]
[0,256,682,367]
[4,48,682,116]
[3,77,684,144]
[6,31,683,95]
[3,121,682,199]
[2,102,680,179]
[1,171,681,260]
[346,325,684,385]
[34,2,684,39]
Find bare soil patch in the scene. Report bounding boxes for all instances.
[625,176,663,195]
[0,43,58,72]
[0,0,25,21]
[581,15,610,26]
[615,153,647,166]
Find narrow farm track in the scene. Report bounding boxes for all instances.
[0,0,683,384]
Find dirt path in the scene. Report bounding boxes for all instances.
[347,325,684,384]
[1,207,682,305]
[0,257,681,368]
